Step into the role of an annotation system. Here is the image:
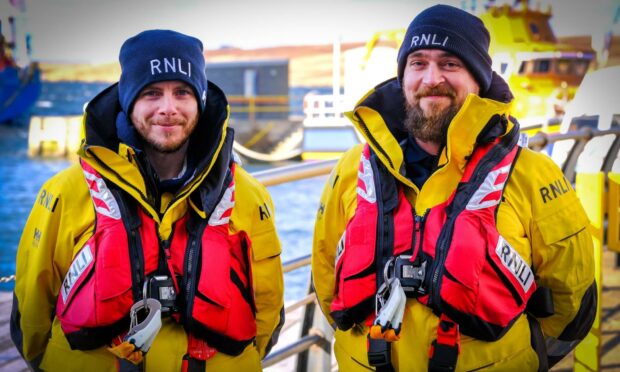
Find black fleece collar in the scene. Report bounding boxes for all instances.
[355,72,513,142]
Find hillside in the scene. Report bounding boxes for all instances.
[38,36,620,85]
[39,42,370,87]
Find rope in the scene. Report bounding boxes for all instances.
[233,140,302,163]
[0,274,16,283]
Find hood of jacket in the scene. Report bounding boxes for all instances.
[77,80,232,219]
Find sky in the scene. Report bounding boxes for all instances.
[1,0,619,63]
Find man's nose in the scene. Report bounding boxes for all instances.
[422,64,445,87]
[159,93,177,115]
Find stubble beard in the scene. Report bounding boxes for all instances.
[146,133,188,154]
[403,86,461,148]
[141,116,199,154]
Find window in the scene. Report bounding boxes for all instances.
[556,59,571,74]
[573,60,590,77]
[535,59,550,73]
[500,63,509,75]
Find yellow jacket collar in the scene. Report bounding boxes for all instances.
[441,94,513,171]
[347,85,513,190]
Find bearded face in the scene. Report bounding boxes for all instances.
[401,50,480,148]
[131,81,200,154]
[403,84,460,147]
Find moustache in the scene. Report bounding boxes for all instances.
[414,85,456,100]
[152,119,184,126]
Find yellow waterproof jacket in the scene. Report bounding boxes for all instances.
[12,82,284,371]
[312,78,596,371]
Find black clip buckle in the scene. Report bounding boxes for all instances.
[394,255,426,296]
[428,340,458,371]
[367,336,392,367]
[144,275,177,313]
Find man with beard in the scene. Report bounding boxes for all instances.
[12,30,284,371]
[312,5,596,371]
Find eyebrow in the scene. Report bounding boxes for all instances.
[409,51,458,59]
[142,82,192,90]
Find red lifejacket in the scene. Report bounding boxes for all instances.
[55,160,256,356]
[331,125,537,341]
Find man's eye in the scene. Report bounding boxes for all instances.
[142,90,160,97]
[443,61,461,69]
[176,89,192,96]
[410,60,425,68]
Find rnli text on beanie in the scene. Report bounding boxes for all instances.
[397,4,492,93]
[118,29,208,114]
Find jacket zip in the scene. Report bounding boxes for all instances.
[184,220,206,322]
[112,188,145,302]
[427,124,519,309]
[372,155,386,295]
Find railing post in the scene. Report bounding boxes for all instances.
[607,173,620,254]
[296,278,333,372]
[574,171,604,371]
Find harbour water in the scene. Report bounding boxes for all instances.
[0,82,328,302]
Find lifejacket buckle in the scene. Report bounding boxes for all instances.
[126,298,163,353]
[143,275,177,313]
[428,340,458,371]
[428,315,460,372]
[367,336,392,367]
[394,255,427,296]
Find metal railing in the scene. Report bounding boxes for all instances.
[255,126,620,371]
[7,127,619,370]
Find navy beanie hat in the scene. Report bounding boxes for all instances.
[118,29,208,114]
[397,4,493,93]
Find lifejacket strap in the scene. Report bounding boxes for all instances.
[526,286,554,318]
[428,314,460,372]
[182,333,217,372]
[117,358,143,372]
[367,335,395,372]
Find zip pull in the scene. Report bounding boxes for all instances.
[161,239,172,259]
[411,208,418,256]
[412,209,430,258]
[418,209,430,254]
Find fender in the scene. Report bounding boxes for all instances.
[55,161,256,355]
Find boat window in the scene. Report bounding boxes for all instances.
[535,59,550,73]
[529,23,540,35]
[573,59,590,77]
[556,59,571,74]
[500,63,509,75]
[518,61,534,74]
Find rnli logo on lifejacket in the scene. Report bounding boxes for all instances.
[61,246,94,303]
[150,57,192,77]
[82,169,121,220]
[466,164,511,210]
[209,184,235,226]
[495,236,534,293]
[357,154,376,203]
